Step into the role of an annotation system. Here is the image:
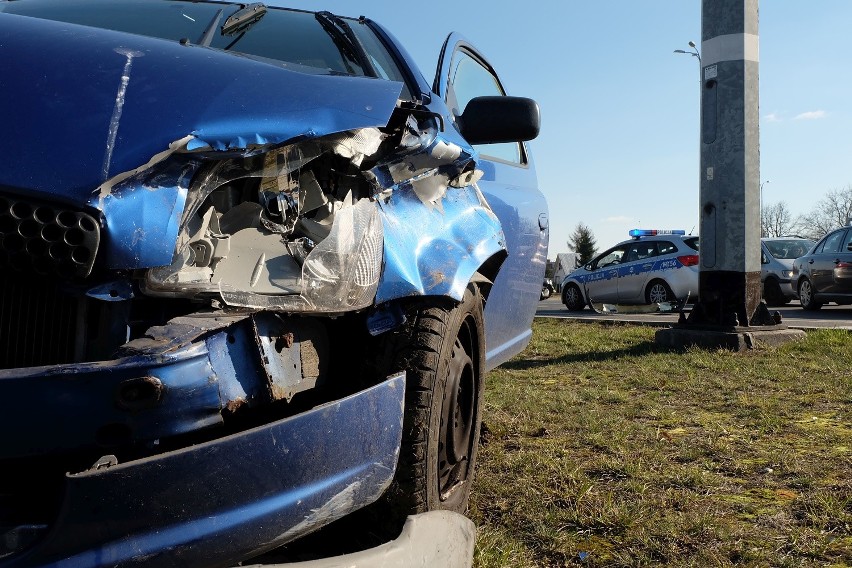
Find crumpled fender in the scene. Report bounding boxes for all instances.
[375,183,506,304]
[0,13,402,203]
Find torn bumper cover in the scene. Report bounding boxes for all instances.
[247,512,476,568]
[0,335,405,567]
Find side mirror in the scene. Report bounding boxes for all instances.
[457,96,540,144]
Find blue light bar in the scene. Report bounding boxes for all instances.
[629,229,686,238]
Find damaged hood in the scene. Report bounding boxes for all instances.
[0,13,403,204]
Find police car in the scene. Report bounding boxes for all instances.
[561,230,700,311]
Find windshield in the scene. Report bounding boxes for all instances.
[764,239,813,259]
[2,0,382,78]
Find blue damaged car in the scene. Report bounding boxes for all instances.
[0,0,547,566]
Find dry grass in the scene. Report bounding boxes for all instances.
[471,320,852,567]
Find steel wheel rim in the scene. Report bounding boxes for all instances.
[438,320,476,501]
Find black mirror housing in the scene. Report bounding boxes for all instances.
[457,96,540,145]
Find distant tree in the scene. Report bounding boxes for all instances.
[797,185,852,240]
[761,201,797,237]
[568,223,597,265]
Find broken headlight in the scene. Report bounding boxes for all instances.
[142,131,385,313]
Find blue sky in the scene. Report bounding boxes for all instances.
[279,1,852,258]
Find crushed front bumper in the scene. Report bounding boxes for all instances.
[0,350,405,567]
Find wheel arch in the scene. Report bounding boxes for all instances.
[561,280,587,311]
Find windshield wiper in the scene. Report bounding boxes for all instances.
[195,3,266,49]
[314,11,377,77]
[197,8,224,47]
[222,3,267,36]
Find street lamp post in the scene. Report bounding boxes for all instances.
[673,41,702,65]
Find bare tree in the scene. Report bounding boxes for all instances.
[760,201,797,237]
[796,185,852,240]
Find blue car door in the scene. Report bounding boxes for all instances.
[434,33,548,370]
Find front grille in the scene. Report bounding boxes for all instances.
[0,194,100,278]
[0,278,81,369]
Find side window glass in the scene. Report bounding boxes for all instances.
[625,242,657,262]
[820,231,844,254]
[447,49,523,164]
[657,241,677,255]
[592,247,626,269]
[841,230,852,253]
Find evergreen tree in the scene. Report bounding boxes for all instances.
[568,223,597,265]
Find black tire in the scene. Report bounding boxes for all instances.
[763,278,790,306]
[367,286,485,529]
[798,278,822,310]
[646,279,674,304]
[562,283,585,311]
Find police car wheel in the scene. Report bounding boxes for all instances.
[646,280,674,304]
[562,284,585,311]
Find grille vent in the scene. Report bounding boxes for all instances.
[0,277,81,369]
[0,194,100,278]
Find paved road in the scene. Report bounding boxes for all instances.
[536,296,852,330]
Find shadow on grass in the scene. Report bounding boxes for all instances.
[503,340,660,370]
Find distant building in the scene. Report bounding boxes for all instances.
[552,252,581,290]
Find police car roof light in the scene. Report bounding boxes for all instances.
[629,229,686,238]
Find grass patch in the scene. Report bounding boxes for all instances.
[471,320,852,567]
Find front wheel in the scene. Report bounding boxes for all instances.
[368,286,485,528]
[798,278,823,310]
[646,279,674,304]
[562,283,585,311]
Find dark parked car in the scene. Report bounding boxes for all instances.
[0,1,547,565]
[792,226,852,310]
[541,278,554,300]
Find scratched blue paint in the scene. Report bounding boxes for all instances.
[95,160,199,269]
[376,183,506,304]
[7,375,405,568]
[0,342,223,459]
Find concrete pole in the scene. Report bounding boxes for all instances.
[693,0,764,327]
[657,0,806,348]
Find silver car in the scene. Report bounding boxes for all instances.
[561,230,699,311]
[760,237,814,305]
